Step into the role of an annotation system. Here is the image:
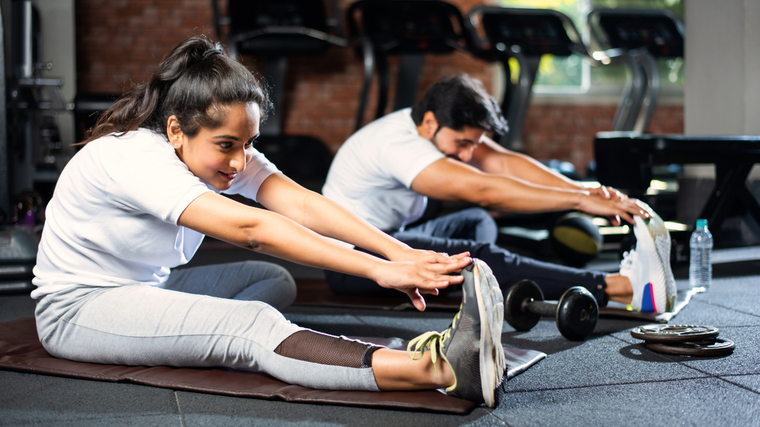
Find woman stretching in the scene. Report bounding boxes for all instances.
[31,36,506,407]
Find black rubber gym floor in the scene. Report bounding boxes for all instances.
[1,245,759,426]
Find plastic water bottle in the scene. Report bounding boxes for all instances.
[689,219,713,293]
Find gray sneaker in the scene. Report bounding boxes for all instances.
[406,259,506,407]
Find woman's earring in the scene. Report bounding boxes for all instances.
[174,143,180,149]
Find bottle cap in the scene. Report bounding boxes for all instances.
[696,218,708,228]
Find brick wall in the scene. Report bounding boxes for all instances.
[74,0,684,176]
[522,104,684,176]
[75,0,215,93]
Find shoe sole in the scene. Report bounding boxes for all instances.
[472,259,506,408]
[633,216,669,313]
[645,214,677,312]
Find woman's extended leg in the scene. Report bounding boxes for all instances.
[35,285,376,391]
[371,348,454,390]
[35,283,457,392]
[34,262,502,404]
[269,329,453,391]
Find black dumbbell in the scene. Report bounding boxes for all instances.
[504,280,599,341]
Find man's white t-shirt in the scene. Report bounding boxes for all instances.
[31,128,278,299]
[322,108,444,232]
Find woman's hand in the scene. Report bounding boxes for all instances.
[388,246,471,265]
[369,253,472,312]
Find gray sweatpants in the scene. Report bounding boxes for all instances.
[34,261,380,391]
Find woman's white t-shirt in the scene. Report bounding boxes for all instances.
[31,128,278,299]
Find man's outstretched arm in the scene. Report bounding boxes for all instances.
[410,156,648,225]
[469,136,584,190]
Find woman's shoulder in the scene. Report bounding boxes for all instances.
[80,128,178,178]
[88,128,167,150]
[85,128,173,162]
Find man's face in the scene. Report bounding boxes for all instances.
[430,125,486,163]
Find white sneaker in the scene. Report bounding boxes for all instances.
[646,211,677,307]
[620,215,676,313]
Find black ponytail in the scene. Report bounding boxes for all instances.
[82,35,271,144]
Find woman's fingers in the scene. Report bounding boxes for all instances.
[387,254,473,311]
[373,250,473,312]
[440,256,472,273]
[406,288,427,311]
[418,250,471,264]
[376,258,466,290]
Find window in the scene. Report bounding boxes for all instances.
[498,0,684,96]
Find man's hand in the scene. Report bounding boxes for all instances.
[577,191,652,226]
[586,185,627,201]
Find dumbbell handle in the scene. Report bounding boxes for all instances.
[522,298,556,317]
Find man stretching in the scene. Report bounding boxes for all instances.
[322,74,676,313]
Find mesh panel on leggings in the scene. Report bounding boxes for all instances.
[274,330,379,369]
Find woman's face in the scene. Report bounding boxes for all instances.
[172,102,260,191]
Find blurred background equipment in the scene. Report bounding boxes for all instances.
[211,0,343,191]
[549,212,603,268]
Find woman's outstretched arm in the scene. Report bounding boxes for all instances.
[178,190,469,310]
[255,173,467,264]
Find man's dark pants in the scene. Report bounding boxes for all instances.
[325,207,608,304]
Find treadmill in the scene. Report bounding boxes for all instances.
[212,0,345,191]
[590,9,691,254]
[347,0,473,131]
[1,2,40,294]
[467,6,588,151]
[467,7,602,262]
[588,8,684,133]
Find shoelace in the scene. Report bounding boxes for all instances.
[619,249,637,275]
[406,308,462,392]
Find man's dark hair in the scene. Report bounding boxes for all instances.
[411,74,507,135]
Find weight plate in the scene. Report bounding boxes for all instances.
[556,286,598,341]
[630,324,719,343]
[645,339,735,357]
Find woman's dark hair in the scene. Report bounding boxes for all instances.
[410,74,507,135]
[82,36,271,144]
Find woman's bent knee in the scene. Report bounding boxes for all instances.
[239,261,297,309]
